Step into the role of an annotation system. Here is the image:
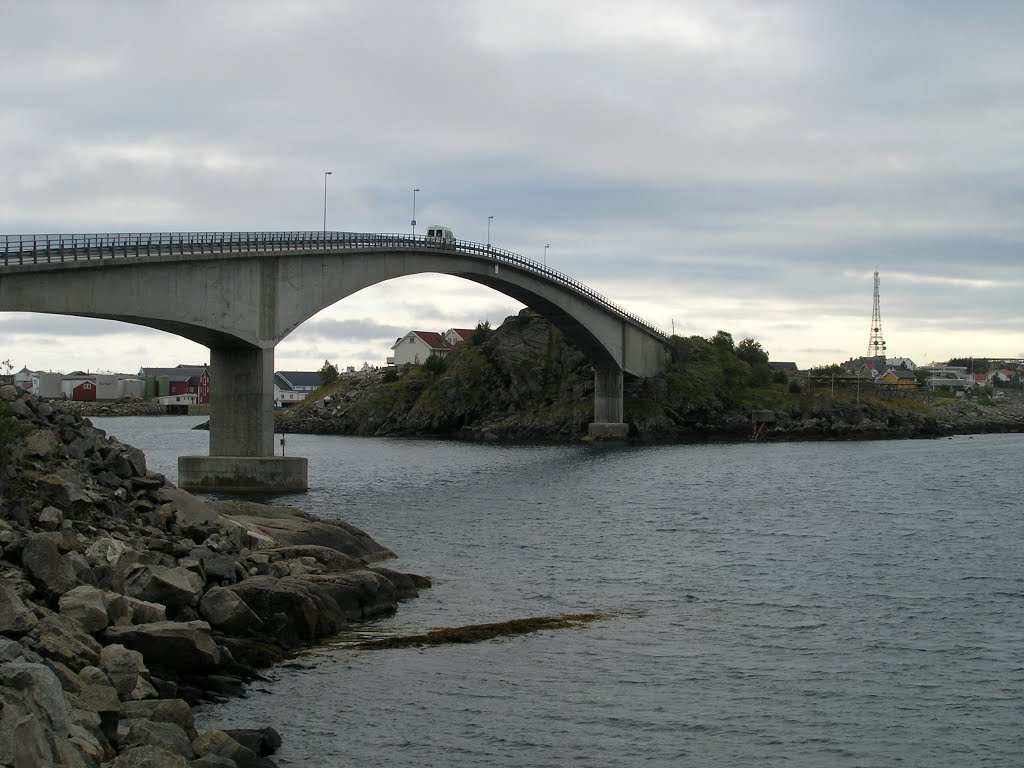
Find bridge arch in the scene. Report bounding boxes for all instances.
[0,232,670,490]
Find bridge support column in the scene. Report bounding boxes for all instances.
[178,346,308,493]
[208,346,274,457]
[588,366,629,439]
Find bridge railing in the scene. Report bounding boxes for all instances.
[0,231,667,338]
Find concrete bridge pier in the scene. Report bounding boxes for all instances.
[178,346,308,493]
[588,366,629,439]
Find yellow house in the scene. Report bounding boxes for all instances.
[879,369,917,389]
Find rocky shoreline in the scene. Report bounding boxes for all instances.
[284,389,1024,444]
[0,386,429,767]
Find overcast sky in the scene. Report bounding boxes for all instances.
[2,0,1022,374]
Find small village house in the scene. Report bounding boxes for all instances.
[878,368,918,389]
[443,328,476,346]
[273,371,321,407]
[390,331,453,367]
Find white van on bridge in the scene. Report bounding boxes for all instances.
[425,225,455,245]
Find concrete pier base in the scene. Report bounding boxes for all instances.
[178,456,308,494]
[587,422,630,439]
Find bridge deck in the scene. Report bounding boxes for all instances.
[1,231,667,340]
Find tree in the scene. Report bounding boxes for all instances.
[710,330,735,352]
[736,338,769,368]
[469,320,492,346]
[318,360,340,386]
[736,338,772,387]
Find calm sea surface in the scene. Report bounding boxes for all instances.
[91,417,1024,767]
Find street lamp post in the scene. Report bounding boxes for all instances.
[411,188,420,236]
[323,171,333,234]
[544,243,549,266]
[487,216,493,248]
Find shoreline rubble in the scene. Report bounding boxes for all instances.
[0,386,429,767]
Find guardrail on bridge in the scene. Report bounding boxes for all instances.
[1,231,668,338]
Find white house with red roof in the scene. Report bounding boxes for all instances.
[444,328,476,346]
[391,331,453,367]
[988,368,1017,383]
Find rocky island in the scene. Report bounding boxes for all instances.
[280,310,1024,443]
[0,387,428,767]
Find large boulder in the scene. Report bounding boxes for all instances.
[198,587,264,635]
[158,486,218,537]
[59,584,110,633]
[211,499,393,560]
[0,662,72,768]
[102,621,221,673]
[22,429,59,459]
[121,596,167,625]
[100,644,148,701]
[124,564,203,609]
[25,613,103,672]
[108,744,188,767]
[20,535,81,598]
[191,730,260,768]
[226,576,319,646]
[122,719,194,760]
[0,582,38,636]
[119,699,196,740]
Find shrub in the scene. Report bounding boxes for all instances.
[422,354,448,375]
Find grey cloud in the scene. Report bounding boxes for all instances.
[2,1,1021,369]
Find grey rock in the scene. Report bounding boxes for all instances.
[159,486,218,535]
[0,638,26,662]
[120,699,197,740]
[0,662,72,767]
[105,591,136,625]
[76,681,121,730]
[189,754,238,767]
[222,727,281,757]
[42,658,84,693]
[59,584,111,633]
[78,665,110,687]
[20,534,81,597]
[22,429,59,458]
[103,621,221,673]
[189,547,238,583]
[122,596,167,624]
[38,505,63,530]
[25,613,103,671]
[9,397,34,419]
[100,643,148,701]
[0,581,38,636]
[124,564,203,609]
[198,587,263,635]
[109,744,189,767]
[124,719,195,759]
[192,730,260,768]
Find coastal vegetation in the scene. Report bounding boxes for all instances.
[282,310,1024,442]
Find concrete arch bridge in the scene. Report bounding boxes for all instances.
[0,232,670,491]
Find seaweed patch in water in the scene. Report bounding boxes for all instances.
[346,612,612,650]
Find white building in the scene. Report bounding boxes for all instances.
[31,372,64,399]
[391,331,453,367]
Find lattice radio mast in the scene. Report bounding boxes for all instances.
[867,267,886,358]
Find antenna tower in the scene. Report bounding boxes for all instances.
[867,267,886,358]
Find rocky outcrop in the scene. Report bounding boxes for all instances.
[281,309,594,441]
[0,389,429,767]
[277,310,1024,443]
